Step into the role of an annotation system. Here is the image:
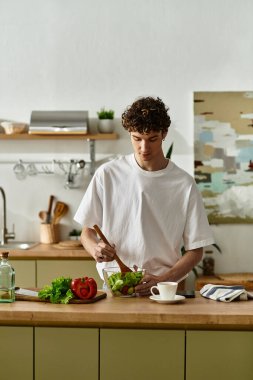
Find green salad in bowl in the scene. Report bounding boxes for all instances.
[103,267,145,297]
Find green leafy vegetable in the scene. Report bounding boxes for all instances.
[108,271,143,295]
[38,276,74,304]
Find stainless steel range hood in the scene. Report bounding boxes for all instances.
[29,110,89,134]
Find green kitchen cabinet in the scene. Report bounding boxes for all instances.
[0,326,33,380]
[186,330,253,380]
[36,259,103,288]
[35,327,99,380]
[100,329,185,380]
[10,259,36,287]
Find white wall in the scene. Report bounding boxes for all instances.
[0,0,253,278]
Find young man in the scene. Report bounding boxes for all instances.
[74,96,214,295]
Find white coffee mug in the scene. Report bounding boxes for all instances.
[151,281,178,300]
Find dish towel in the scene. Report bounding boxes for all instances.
[200,284,253,302]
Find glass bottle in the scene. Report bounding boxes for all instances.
[202,250,215,276]
[0,251,15,303]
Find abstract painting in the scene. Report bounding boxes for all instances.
[194,91,253,224]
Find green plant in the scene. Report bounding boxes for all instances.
[166,142,174,159]
[69,229,81,237]
[97,108,114,120]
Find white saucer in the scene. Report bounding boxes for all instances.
[149,294,185,304]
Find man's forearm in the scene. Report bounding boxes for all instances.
[160,248,203,282]
[80,226,98,259]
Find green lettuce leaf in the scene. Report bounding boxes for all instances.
[38,276,74,304]
[108,271,143,292]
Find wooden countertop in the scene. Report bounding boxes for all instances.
[0,243,92,260]
[1,292,253,330]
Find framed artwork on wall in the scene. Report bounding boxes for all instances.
[194,91,253,224]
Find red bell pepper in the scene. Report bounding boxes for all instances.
[71,276,97,300]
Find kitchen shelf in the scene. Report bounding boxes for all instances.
[0,132,117,140]
[0,132,118,176]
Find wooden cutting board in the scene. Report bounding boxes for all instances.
[15,288,107,304]
[54,240,84,249]
[195,273,253,291]
[217,273,253,283]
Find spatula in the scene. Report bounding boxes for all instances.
[93,224,132,273]
[51,201,69,224]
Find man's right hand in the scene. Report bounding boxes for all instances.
[94,241,116,263]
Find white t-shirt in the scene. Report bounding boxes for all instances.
[74,154,214,279]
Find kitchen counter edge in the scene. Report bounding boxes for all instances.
[0,293,253,330]
[0,243,92,260]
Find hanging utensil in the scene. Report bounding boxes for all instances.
[51,201,69,224]
[93,224,132,273]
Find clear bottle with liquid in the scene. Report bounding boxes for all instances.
[0,251,15,303]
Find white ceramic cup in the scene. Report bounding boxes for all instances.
[150,282,178,300]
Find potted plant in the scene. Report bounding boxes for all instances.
[69,229,82,240]
[97,108,115,133]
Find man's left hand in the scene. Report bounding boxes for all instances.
[135,272,160,296]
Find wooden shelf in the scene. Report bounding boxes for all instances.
[0,132,118,141]
[0,132,118,175]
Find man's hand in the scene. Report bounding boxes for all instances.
[135,247,203,296]
[135,272,161,296]
[94,241,116,263]
[80,226,116,263]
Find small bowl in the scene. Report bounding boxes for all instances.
[103,267,145,297]
[1,121,27,134]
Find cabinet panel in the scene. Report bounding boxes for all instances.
[37,259,103,288]
[0,326,33,380]
[10,259,36,287]
[100,329,184,380]
[35,327,99,380]
[186,330,253,380]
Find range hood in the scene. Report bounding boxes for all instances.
[29,110,89,134]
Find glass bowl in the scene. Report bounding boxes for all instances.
[103,267,145,297]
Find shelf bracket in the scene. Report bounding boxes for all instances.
[88,139,96,176]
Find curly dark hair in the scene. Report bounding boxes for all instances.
[122,96,171,134]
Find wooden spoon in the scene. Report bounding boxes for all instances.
[46,195,55,224]
[93,224,132,273]
[51,202,69,224]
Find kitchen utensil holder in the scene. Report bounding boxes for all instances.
[40,223,60,244]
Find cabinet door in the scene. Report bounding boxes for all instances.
[10,259,36,287]
[186,330,253,380]
[0,326,33,380]
[100,329,184,380]
[37,259,103,288]
[35,327,99,380]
